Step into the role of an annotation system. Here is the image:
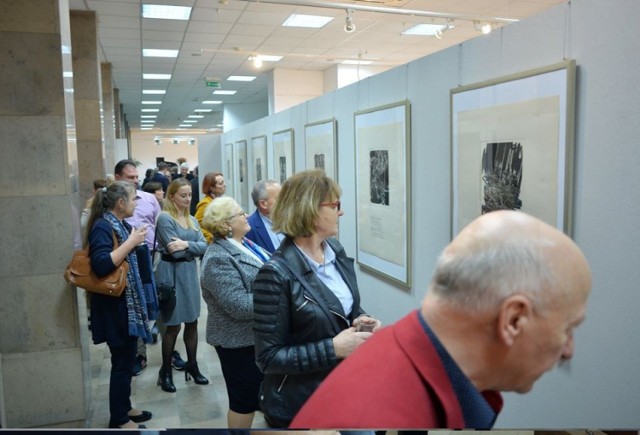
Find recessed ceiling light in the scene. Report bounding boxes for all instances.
[142,101,162,105]
[203,100,223,104]
[228,75,256,82]
[188,115,204,119]
[194,109,212,112]
[249,55,283,63]
[179,124,192,127]
[402,23,451,36]
[140,127,153,130]
[143,73,172,80]
[141,108,159,112]
[143,49,179,58]
[283,14,333,28]
[213,90,237,95]
[141,120,155,123]
[141,115,157,118]
[142,4,192,20]
[183,120,198,123]
[142,90,166,95]
[341,60,373,65]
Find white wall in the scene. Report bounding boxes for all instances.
[129,131,200,174]
[221,0,640,427]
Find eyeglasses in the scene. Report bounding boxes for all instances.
[228,210,247,220]
[320,200,341,211]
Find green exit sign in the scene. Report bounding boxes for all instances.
[205,81,221,89]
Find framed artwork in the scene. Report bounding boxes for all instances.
[305,119,337,180]
[450,60,576,237]
[354,101,411,287]
[251,135,268,189]
[272,128,294,184]
[224,142,234,198]
[235,140,249,212]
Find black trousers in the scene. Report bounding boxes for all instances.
[108,336,137,426]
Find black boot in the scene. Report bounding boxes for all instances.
[157,365,176,393]
[184,361,209,385]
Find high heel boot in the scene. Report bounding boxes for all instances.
[184,362,209,385]
[157,365,176,393]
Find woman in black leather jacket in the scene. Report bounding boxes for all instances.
[253,169,382,427]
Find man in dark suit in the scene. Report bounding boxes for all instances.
[245,180,283,254]
[150,161,171,193]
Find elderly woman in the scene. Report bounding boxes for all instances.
[155,178,208,393]
[194,172,226,243]
[252,169,382,427]
[200,197,269,428]
[85,181,153,429]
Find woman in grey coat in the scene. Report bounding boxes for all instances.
[155,178,208,393]
[200,196,270,428]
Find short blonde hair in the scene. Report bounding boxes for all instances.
[201,196,239,239]
[271,169,341,237]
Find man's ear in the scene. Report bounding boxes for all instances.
[497,294,532,347]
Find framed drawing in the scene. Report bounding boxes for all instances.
[224,142,235,198]
[354,101,411,287]
[305,119,337,180]
[251,135,268,189]
[450,60,576,237]
[273,128,294,184]
[235,140,249,212]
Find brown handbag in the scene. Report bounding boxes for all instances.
[64,232,129,297]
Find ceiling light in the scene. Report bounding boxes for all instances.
[344,10,355,33]
[141,115,157,118]
[142,90,166,95]
[143,49,179,58]
[141,108,159,112]
[143,73,172,80]
[141,127,152,130]
[194,109,212,112]
[228,75,256,82]
[203,100,223,104]
[249,55,263,68]
[142,101,162,104]
[258,55,283,62]
[402,23,453,36]
[173,139,179,144]
[189,140,196,145]
[141,120,155,123]
[154,139,160,144]
[213,90,236,95]
[142,4,192,20]
[178,125,192,128]
[474,21,493,34]
[188,115,204,118]
[183,120,198,123]
[342,59,373,65]
[282,14,333,28]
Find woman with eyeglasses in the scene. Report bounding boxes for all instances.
[252,169,382,427]
[200,197,269,428]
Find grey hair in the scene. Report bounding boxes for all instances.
[429,239,557,313]
[251,179,278,207]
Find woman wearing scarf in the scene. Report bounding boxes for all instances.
[85,181,153,429]
[200,197,270,428]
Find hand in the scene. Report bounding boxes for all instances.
[129,225,147,245]
[353,315,382,333]
[332,327,372,359]
[167,237,187,253]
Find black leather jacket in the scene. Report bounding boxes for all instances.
[253,237,365,424]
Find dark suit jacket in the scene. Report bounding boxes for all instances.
[246,210,276,253]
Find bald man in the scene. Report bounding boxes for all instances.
[291,211,592,429]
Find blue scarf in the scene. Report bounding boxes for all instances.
[103,212,152,343]
[242,237,271,262]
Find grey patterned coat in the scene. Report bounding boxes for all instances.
[200,237,264,348]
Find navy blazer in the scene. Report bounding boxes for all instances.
[246,210,276,253]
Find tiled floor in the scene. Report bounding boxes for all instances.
[85,300,269,430]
